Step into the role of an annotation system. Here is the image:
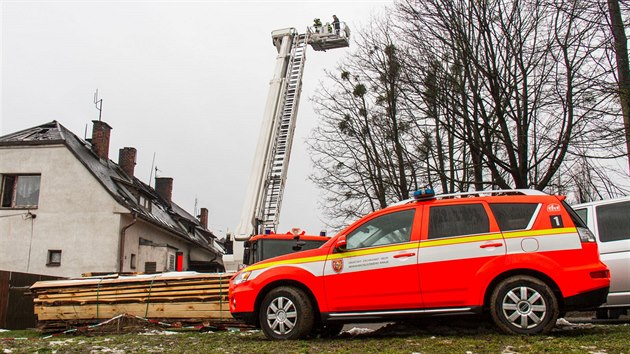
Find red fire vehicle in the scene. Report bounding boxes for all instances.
[229,189,610,339]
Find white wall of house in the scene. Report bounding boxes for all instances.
[0,145,128,277]
[121,215,214,273]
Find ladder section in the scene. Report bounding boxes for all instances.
[260,34,308,232]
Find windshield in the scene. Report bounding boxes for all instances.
[248,238,327,264]
[260,239,326,260]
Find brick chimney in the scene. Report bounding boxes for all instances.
[155,177,173,205]
[118,147,137,178]
[91,120,112,160]
[199,208,209,229]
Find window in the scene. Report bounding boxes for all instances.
[138,195,151,211]
[428,204,489,239]
[575,208,588,225]
[47,250,61,266]
[596,201,630,242]
[490,203,539,231]
[130,254,136,269]
[346,209,415,250]
[257,239,326,262]
[1,175,41,208]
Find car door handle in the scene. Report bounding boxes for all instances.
[393,252,416,258]
[479,242,503,249]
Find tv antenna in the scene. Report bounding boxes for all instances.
[149,152,157,186]
[94,89,103,121]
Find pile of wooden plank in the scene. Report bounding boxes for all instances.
[30,272,238,331]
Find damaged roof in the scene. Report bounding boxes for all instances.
[0,121,224,258]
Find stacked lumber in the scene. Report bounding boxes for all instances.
[31,272,238,330]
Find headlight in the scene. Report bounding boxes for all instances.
[233,271,252,285]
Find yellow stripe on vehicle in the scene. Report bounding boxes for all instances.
[245,254,328,271]
[326,242,419,260]
[244,227,578,272]
[502,227,576,239]
[419,233,502,248]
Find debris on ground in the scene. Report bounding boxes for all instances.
[555,318,594,331]
[342,327,374,336]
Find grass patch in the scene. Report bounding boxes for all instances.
[1,324,628,353]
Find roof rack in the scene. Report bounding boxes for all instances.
[390,189,548,207]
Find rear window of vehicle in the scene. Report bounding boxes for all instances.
[428,204,489,239]
[489,203,538,231]
[596,201,630,242]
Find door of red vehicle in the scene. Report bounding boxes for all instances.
[418,202,505,308]
[323,208,422,312]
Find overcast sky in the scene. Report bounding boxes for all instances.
[1,0,392,237]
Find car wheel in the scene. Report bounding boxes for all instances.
[259,286,314,340]
[595,308,609,320]
[490,275,559,334]
[609,308,626,320]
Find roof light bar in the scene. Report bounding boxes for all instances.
[413,188,435,200]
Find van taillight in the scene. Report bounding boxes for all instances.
[577,227,596,243]
[590,270,610,279]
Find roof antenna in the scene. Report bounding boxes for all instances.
[149,152,157,186]
[94,89,103,121]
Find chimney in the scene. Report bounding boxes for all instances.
[199,208,209,229]
[155,177,173,205]
[91,120,112,160]
[118,147,137,178]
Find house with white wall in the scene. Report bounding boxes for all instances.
[0,120,224,277]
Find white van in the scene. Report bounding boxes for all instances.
[573,196,630,319]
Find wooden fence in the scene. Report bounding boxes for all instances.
[0,271,61,329]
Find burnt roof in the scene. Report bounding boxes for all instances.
[0,121,223,259]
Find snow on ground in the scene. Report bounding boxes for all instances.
[138,330,180,336]
[89,346,126,353]
[49,338,76,346]
[556,318,594,330]
[343,327,375,336]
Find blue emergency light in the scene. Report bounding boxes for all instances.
[413,188,435,200]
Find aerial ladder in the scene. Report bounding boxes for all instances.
[223,22,350,272]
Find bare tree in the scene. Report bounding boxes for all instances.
[308,0,628,228]
[308,17,420,228]
[395,0,621,190]
[607,0,630,172]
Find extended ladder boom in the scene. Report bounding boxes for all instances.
[225,23,349,271]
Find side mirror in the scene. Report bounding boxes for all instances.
[242,241,251,265]
[335,236,347,252]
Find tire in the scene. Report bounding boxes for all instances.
[490,276,559,334]
[609,308,626,320]
[258,286,314,340]
[595,308,609,320]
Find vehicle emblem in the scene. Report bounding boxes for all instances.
[332,259,343,273]
[547,203,561,212]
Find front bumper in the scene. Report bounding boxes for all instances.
[231,311,257,326]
